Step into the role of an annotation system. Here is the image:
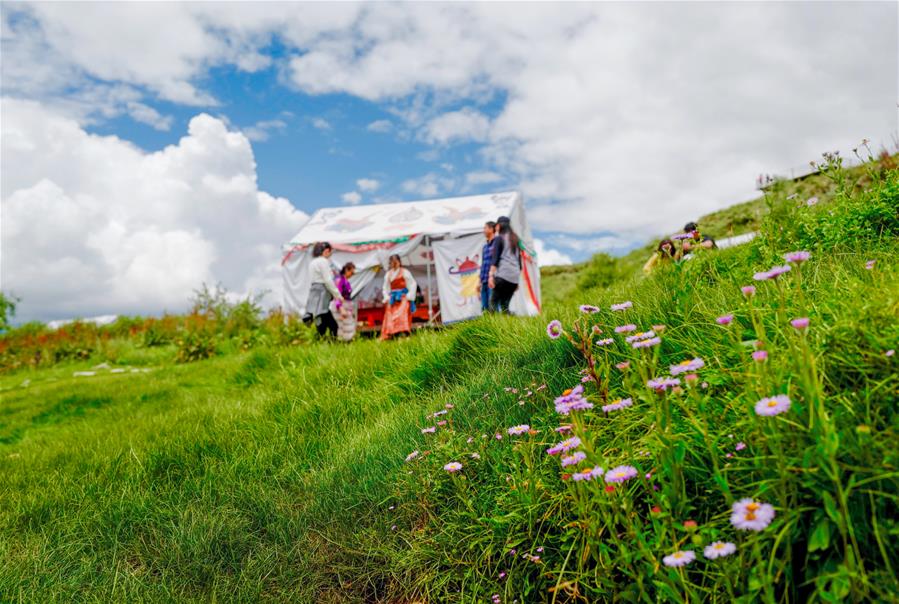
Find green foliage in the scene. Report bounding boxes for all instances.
[576,252,620,291]
[0,292,18,333]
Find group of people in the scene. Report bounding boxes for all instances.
[642,221,718,274]
[305,214,525,342]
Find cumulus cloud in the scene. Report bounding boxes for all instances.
[401,173,455,198]
[366,119,393,133]
[533,239,573,267]
[341,191,362,205]
[1,99,308,321]
[356,178,380,192]
[243,118,287,142]
[465,171,503,186]
[424,107,490,145]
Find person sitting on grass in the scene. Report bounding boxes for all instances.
[380,254,417,340]
[681,221,717,256]
[642,239,679,274]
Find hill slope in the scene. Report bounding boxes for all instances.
[1,154,898,602]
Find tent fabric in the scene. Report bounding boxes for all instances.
[281,191,541,320]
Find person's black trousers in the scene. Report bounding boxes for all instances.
[314,312,338,337]
[490,277,518,314]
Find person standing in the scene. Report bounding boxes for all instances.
[477,221,496,312]
[488,216,521,314]
[332,262,357,342]
[308,242,344,338]
[380,254,418,340]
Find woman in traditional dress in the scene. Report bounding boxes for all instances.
[488,216,521,314]
[307,242,344,338]
[380,254,417,340]
[331,262,357,342]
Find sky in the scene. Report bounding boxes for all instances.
[1,2,896,322]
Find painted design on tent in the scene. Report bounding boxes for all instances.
[433,206,486,225]
[448,255,481,306]
[329,214,375,232]
[389,206,423,223]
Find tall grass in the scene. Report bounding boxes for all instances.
[0,160,896,602]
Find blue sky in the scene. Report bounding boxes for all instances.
[2,2,896,321]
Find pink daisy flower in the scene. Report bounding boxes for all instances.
[703,541,737,559]
[554,386,593,415]
[625,330,655,343]
[572,466,603,481]
[806,196,819,206]
[752,350,768,362]
[741,285,756,297]
[444,462,463,472]
[546,436,582,456]
[614,324,636,333]
[561,451,587,467]
[784,251,811,263]
[731,498,775,531]
[507,424,530,436]
[647,377,680,391]
[595,338,615,346]
[602,398,633,413]
[405,450,420,462]
[579,304,600,313]
[865,260,875,270]
[670,358,705,376]
[790,317,810,330]
[755,394,791,416]
[632,337,662,349]
[546,320,563,339]
[735,441,747,451]
[555,424,573,433]
[615,361,630,370]
[887,349,895,357]
[662,550,696,567]
[611,301,633,311]
[421,426,436,434]
[767,264,792,278]
[716,314,734,325]
[604,465,638,483]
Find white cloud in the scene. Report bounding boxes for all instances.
[547,234,638,254]
[125,102,173,131]
[355,178,380,192]
[341,191,362,205]
[366,119,393,133]
[243,118,287,142]
[311,117,331,130]
[533,239,573,267]
[425,107,490,145]
[1,99,308,321]
[465,171,502,186]
[400,173,455,198]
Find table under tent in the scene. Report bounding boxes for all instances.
[281,191,542,332]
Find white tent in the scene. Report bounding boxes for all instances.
[281,191,541,328]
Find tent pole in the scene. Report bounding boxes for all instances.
[426,235,433,325]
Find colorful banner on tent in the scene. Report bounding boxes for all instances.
[432,235,486,323]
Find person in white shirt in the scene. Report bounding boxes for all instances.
[380,254,417,340]
[307,242,344,337]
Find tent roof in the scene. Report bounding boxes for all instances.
[286,191,521,246]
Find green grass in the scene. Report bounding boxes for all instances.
[1,158,898,602]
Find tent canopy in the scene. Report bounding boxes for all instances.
[281,191,541,323]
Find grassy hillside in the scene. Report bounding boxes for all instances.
[1,153,898,602]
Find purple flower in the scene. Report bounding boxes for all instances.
[615,361,630,370]
[703,542,737,559]
[731,498,775,531]
[555,424,573,433]
[741,285,756,297]
[752,350,768,362]
[602,398,633,413]
[579,304,600,314]
[670,358,704,376]
[887,349,895,357]
[625,330,655,343]
[865,260,876,270]
[595,338,615,346]
[561,451,587,467]
[554,385,593,415]
[790,317,810,330]
[444,462,463,472]
[662,550,696,567]
[604,465,638,483]
[784,251,811,264]
[614,324,636,333]
[546,320,563,339]
[421,426,436,434]
[632,336,661,349]
[767,264,792,278]
[755,394,791,416]
[546,436,582,456]
[671,233,692,240]
[735,442,747,451]
[507,424,530,436]
[806,196,819,206]
[716,314,734,325]
[611,301,633,311]
[647,377,680,391]
[405,450,420,462]
[572,466,603,482]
